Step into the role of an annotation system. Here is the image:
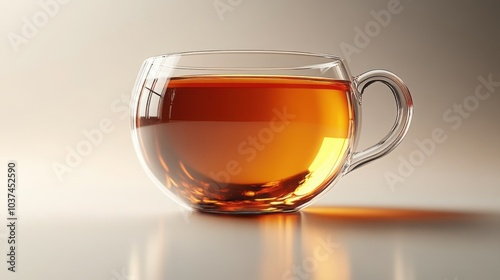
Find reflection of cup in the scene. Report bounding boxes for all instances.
[131,51,413,213]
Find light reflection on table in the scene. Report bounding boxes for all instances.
[11,207,500,280]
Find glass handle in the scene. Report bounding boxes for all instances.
[346,70,414,173]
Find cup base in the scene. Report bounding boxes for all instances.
[189,203,302,215]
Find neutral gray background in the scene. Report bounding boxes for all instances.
[1,0,499,218]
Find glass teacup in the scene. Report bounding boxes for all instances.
[131,50,413,214]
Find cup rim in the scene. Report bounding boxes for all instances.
[144,50,345,72]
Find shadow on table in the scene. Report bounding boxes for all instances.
[123,207,500,279]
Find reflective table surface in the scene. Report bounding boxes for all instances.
[3,207,500,280]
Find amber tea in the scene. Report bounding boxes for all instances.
[135,75,353,212]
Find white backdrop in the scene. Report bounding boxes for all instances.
[1,0,499,221]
